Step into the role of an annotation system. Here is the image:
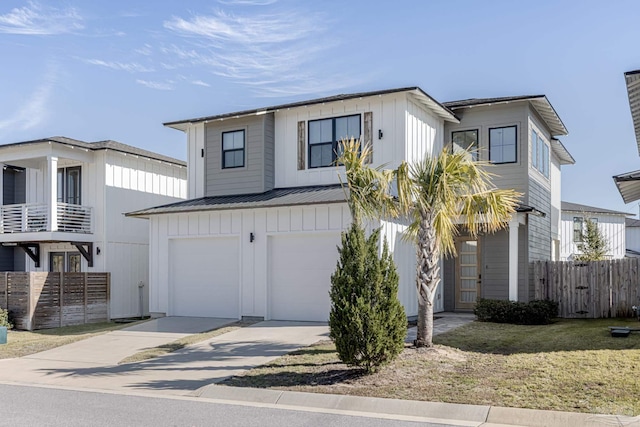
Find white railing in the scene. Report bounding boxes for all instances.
[56,203,92,233]
[0,203,92,234]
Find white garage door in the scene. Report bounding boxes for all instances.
[169,237,239,318]
[269,233,341,321]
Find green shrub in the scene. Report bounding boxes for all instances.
[0,308,12,329]
[474,298,558,325]
[329,224,407,373]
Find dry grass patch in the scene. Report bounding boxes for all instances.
[0,321,147,359]
[118,320,259,364]
[222,319,640,415]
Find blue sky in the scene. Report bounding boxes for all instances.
[1,0,640,214]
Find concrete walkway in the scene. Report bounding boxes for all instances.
[406,312,475,343]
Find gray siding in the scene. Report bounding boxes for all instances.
[205,114,273,196]
[444,104,529,196]
[264,113,275,191]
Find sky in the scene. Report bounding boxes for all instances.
[1,0,640,215]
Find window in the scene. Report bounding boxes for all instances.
[531,129,549,178]
[573,217,583,242]
[489,126,517,164]
[308,114,361,168]
[222,130,245,169]
[451,130,479,161]
[57,166,81,205]
[49,252,81,272]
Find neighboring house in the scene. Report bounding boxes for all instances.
[614,70,640,201]
[0,137,187,318]
[128,87,574,321]
[559,201,630,260]
[625,217,640,257]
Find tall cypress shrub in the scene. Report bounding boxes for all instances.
[329,224,406,373]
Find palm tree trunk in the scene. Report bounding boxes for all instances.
[415,211,440,348]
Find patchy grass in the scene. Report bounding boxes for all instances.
[0,321,148,359]
[222,318,640,416]
[118,320,259,364]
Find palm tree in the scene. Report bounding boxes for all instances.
[337,137,397,225]
[396,148,521,347]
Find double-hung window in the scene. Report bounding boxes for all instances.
[451,129,479,161]
[531,129,549,178]
[57,166,81,205]
[50,252,82,272]
[489,126,517,164]
[308,114,361,168]
[222,130,245,169]
[573,217,584,242]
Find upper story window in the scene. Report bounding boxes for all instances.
[531,129,549,178]
[57,166,81,205]
[308,114,361,168]
[222,130,245,169]
[489,126,517,164]
[451,129,479,161]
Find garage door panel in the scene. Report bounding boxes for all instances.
[170,237,239,318]
[269,233,340,322]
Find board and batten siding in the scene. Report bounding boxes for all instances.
[274,93,444,188]
[148,204,420,319]
[626,224,640,254]
[104,151,187,318]
[205,114,274,196]
[405,97,444,164]
[187,122,206,199]
[560,212,626,260]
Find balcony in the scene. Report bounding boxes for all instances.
[0,203,92,234]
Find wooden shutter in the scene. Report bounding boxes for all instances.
[297,121,305,170]
[364,111,373,164]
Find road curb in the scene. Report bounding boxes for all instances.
[196,384,637,427]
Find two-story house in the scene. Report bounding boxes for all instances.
[128,87,573,321]
[0,137,187,319]
[559,202,630,260]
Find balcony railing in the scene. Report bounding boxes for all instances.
[0,203,92,234]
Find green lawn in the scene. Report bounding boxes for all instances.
[0,321,147,359]
[222,318,640,416]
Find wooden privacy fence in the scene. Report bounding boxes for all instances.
[0,272,110,330]
[533,258,640,318]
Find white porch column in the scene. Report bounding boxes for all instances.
[46,156,58,231]
[508,216,519,301]
[0,164,4,206]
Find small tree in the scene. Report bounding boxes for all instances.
[329,138,406,373]
[576,218,608,261]
[329,225,406,372]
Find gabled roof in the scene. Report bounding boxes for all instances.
[443,95,568,136]
[0,136,185,166]
[126,184,347,217]
[561,201,632,216]
[613,170,640,204]
[624,70,640,155]
[164,87,459,131]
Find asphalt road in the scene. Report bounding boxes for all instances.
[0,384,456,427]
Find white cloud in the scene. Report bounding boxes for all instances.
[135,44,153,56]
[191,80,210,87]
[0,1,83,35]
[217,0,278,5]
[0,64,57,132]
[162,8,354,96]
[84,59,154,73]
[136,79,174,91]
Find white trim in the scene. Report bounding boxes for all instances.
[508,216,519,301]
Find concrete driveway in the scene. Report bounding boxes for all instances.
[0,318,329,396]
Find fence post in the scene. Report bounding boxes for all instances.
[59,272,63,327]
